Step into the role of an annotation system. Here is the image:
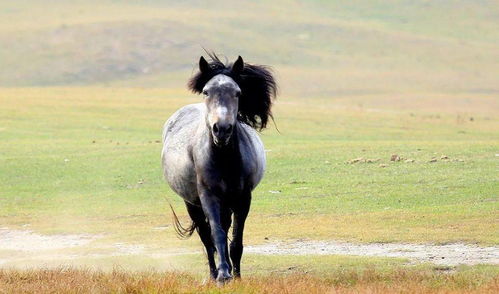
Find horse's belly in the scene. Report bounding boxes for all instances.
[162,145,199,204]
[161,104,204,204]
[239,124,266,191]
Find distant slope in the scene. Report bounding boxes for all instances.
[0,0,498,96]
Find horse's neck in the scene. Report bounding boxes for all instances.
[194,123,246,187]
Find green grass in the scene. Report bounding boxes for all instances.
[0,88,497,247]
[0,1,497,290]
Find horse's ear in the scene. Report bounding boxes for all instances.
[232,56,244,74]
[199,56,210,73]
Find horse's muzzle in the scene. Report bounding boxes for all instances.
[212,122,233,146]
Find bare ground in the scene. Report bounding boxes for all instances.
[246,241,499,266]
[1,228,498,267]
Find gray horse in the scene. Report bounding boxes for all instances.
[161,53,277,283]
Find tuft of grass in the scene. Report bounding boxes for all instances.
[0,266,497,294]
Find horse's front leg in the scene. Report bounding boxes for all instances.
[199,191,232,284]
[230,191,251,278]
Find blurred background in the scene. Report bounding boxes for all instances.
[1,0,498,96]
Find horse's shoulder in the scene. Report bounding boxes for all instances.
[238,123,264,151]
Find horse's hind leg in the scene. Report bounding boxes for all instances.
[230,192,251,278]
[185,201,217,280]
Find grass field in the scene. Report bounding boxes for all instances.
[0,0,498,292]
[1,88,497,245]
[0,87,497,291]
[1,265,498,294]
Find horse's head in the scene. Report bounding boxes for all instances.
[188,52,277,146]
[199,56,244,146]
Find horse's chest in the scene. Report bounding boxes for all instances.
[206,163,245,195]
[193,136,258,197]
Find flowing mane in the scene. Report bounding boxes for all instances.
[188,53,277,130]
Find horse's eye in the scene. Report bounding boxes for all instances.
[202,90,208,96]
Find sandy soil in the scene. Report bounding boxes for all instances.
[0,228,98,252]
[246,241,499,266]
[1,228,497,267]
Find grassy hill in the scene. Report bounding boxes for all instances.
[0,0,498,96]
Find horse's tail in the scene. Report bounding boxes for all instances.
[168,203,196,239]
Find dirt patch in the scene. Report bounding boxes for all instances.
[0,228,194,267]
[0,228,99,251]
[0,228,498,267]
[246,240,499,266]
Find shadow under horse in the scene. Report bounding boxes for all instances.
[161,53,277,284]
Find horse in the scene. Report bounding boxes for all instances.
[161,53,277,283]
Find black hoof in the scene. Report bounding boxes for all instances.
[210,270,218,281]
[216,271,233,286]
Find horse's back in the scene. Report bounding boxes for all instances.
[162,103,205,203]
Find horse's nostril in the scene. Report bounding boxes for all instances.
[213,123,233,138]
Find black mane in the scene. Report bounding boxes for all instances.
[188,53,277,130]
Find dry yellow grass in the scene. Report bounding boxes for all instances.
[0,267,497,294]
